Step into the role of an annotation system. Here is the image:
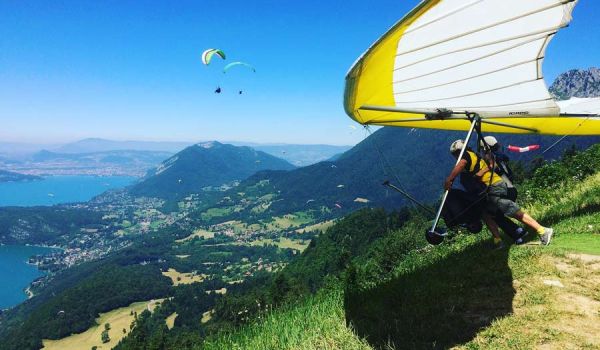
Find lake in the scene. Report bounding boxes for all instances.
[0,175,136,207]
[0,245,59,309]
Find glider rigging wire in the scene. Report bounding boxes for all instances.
[364,126,434,215]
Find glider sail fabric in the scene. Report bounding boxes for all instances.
[223,62,256,73]
[202,49,226,65]
[344,0,600,135]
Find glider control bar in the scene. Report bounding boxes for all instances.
[429,114,480,237]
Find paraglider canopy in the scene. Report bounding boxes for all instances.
[223,62,256,74]
[344,0,600,136]
[202,49,226,65]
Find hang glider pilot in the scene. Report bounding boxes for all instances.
[443,136,526,247]
[445,140,553,246]
[443,169,526,247]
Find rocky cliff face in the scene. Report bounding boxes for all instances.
[549,67,600,100]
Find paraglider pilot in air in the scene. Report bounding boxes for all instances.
[444,139,554,246]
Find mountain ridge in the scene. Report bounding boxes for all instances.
[549,67,600,100]
[218,127,600,223]
[130,141,296,200]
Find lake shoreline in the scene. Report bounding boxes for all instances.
[0,245,62,310]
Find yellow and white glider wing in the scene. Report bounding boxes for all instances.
[344,0,600,135]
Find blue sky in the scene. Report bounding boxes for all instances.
[1,0,599,145]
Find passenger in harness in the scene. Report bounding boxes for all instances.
[444,140,554,246]
[480,136,528,244]
[442,171,526,246]
[480,136,517,200]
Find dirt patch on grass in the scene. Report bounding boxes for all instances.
[568,253,600,270]
[534,254,600,349]
[457,251,600,349]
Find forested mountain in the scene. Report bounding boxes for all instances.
[53,139,350,166]
[549,67,600,100]
[221,127,600,220]
[0,207,104,245]
[130,142,295,200]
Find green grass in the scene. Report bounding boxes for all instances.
[263,212,314,230]
[201,207,234,221]
[245,238,309,251]
[525,172,600,255]
[201,287,371,350]
[551,233,600,255]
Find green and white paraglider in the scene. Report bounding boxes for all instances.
[201,49,226,65]
[201,48,227,93]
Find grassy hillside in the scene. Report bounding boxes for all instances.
[200,145,600,350]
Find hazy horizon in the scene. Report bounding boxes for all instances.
[0,136,356,148]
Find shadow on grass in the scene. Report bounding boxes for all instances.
[345,242,514,349]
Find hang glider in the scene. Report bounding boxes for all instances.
[344,0,600,135]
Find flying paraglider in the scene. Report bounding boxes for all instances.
[221,62,256,95]
[202,49,226,65]
[223,62,256,74]
[507,145,541,153]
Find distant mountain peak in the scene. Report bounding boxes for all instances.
[196,141,221,149]
[549,67,600,101]
[130,142,295,200]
